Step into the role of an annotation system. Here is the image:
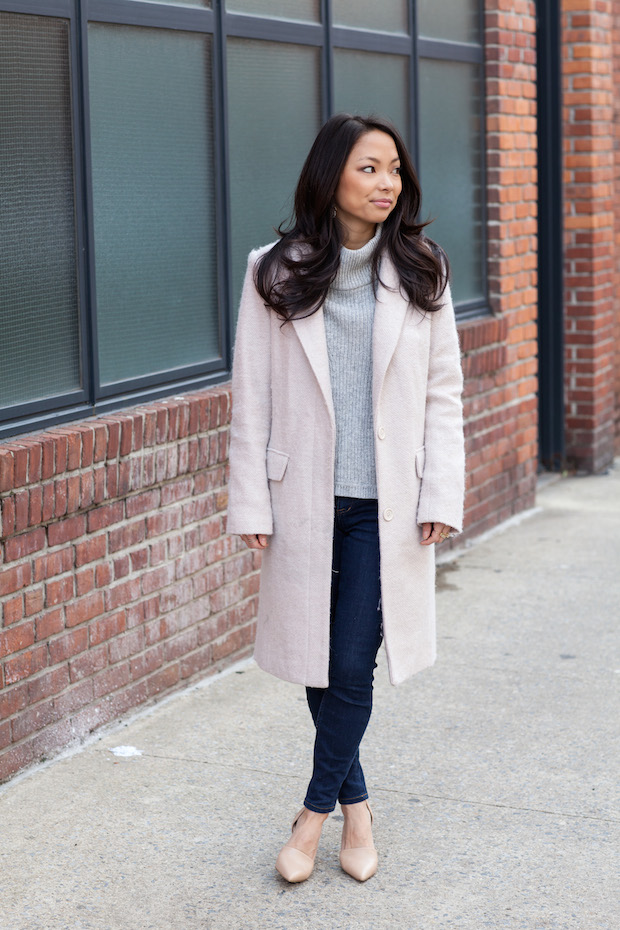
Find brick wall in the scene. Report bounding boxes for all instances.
[0,1,544,783]
[0,388,259,783]
[613,2,620,454]
[459,0,539,541]
[562,0,617,472]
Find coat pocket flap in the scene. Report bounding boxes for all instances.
[415,446,425,479]
[266,447,289,482]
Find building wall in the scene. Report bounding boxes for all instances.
[0,390,260,782]
[0,0,552,784]
[614,2,620,454]
[460,0,538,540]
[562,0,617,472]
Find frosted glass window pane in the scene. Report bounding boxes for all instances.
[227,39,321,308]
[88,25,218,385]
[418,59,483,304]
[334,50,409,141]
[418,0,481,44]
[0,12,81,408]
[333,0,408,33]
[227,0,319,21]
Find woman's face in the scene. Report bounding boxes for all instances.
[334,130,403,242]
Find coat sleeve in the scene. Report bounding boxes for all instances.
[416,281,466,533]
[226,249,274,536]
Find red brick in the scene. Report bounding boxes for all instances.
[41,482,55,522]
[27,665,70,704]
[45,575,74,607]
[52,433,68,474]
[146,663,179,697]
[106,463,118,498]
[142,563,175,594]
[105,578,141,611]
[0,682,29,720]
[87,501,124,533]
[0,719,11,750]
[89,609,126,646]
[48,628,88,664]
[33,548,73,582]
[106,421,120,459]
[93,468,106,504]
[54,478,67,517]
[212,629,244,662]
[30,718,74,760]
[66,474,81,513]
[108,519,145,553]
[179,644,213,680]
[13,489,29,533]
[164,628,198,663]
[129,548,148,571]
[0,450,15,492]
[41,437,55,480]
[4,644,48,685]
[149,540,167,566]
[108,628,144,663]
[130,644,164,681]
[119,417,133,456]
[69,644,108,682]
[65,591,105,628]
[4,527,46,562]
[160,579,193,613]
[9,445,28,486]
[74,534,107,567]
[113,555,130,580]
[0,622,35,659]
[146,508,181,538]
[28,485,43,526]
[0,562,32,597]
[35,607,65,641]
[93,423,108,462]
[54,678,94,716]
[48,515,87,547]
[75,568,95,597]
[125,489,160,517]
[24,587,45,617]
[93,663,130,699]
[95,562,112,587]
[3,596,24,625]
[0,742,35,784]
[26,443,42,483]
[2,496,15,536]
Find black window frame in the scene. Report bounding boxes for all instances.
[0,0,487,440]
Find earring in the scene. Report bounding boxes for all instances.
[332,205,337,218]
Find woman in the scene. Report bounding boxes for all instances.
[227,114,465,883]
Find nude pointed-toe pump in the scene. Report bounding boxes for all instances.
[339,801,378,882]
[275,809,316,883]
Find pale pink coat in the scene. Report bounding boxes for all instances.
[227,245,465,687]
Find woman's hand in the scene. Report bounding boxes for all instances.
[240,534,270,550]
[420,523,453,546]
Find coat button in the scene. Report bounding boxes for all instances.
[377,427,386,440]
[383,508,394,521]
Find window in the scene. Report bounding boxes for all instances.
[0,0,486,438]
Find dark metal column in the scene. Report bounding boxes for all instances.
[536,0,565,469]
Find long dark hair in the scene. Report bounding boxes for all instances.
[254,113,449,321]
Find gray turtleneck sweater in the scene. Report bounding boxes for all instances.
[324,226,381,499]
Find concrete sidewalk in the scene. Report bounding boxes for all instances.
[1,466,619,930]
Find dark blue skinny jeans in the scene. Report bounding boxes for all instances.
[304,497,383,813]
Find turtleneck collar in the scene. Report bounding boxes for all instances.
[332,225,382,291]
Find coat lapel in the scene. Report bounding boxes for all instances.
[372,254,409,417]
[291,309,336,427]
